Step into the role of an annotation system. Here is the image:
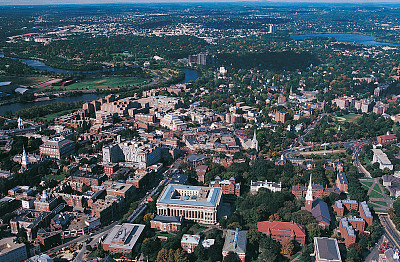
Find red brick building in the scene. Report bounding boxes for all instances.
[70,173,106,187]
[210,176,240,196]
[195,165,208,183]
[359,201,373,225]
[104,163,119,176]
[274,111,287,124]
[257,221,306,246]
[377,133,398,145]
[150,215,182,232]
[292,184,340,199]
[334,199,359,217]
[339,218,356,247]
[336,172,348,193]
[39,137,75,160]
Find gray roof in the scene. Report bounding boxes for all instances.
[158,184,222,207]
[314,237,342,262]
[152,215,182,223]
[311,198,331,225]
[102,223,145,251]
[187,154,208,163]
[223,229,247,255]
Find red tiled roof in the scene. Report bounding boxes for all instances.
[378,134,397,140]
[257,221,306,237]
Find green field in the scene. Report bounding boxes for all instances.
[40,77,149,91]
[38,108,79,122]
[335,113,362,123]
[46,174,65,181]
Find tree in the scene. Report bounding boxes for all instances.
[259,236,282,262]
[291,210,316,226]
[142,237,160,260]
[281,238,294,258]
[157,248,170,262]
[174,249,188,262]
[193,244,207,261]
[306,223,322,243]
[346,244,362,262]
[223,252,241,262]
[143,213,153,225]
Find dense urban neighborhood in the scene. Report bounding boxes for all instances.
[2,2,400,262]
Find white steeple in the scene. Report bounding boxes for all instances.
[21,146,30,168]
[17,117,23,129]
[42,190,48,200]
[252,129,259,151]
[305,174,313,211]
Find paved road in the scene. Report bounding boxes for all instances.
[48,220,118,256]
[380,215,400,249]
[72,168,172,261]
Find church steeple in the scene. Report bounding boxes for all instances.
[305,174,313,211]
[252,129,259,151]
[21,146,30,169]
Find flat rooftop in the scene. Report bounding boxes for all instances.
[103,223,145,251]
[314,237,342,262]
[158,184,222,207]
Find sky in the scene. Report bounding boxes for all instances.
[0,0,399,5]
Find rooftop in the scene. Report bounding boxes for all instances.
[158,184,222,207]
[102,223,145,250]
[181,234,200,245]
[222,229,247,255]
[0,237,25,256]
[314,237,342,262]
[257,221,306,237]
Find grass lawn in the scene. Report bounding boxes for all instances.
[187,224,207,234]
[370,200,388,207]
[369,190,384,199]
[361,181,373,188]
[335,113,361,123]
[40,76,148,91]
[46,174,65,181]
[368,202,382,208]
[38,108,79,122]
[373,184,383,194]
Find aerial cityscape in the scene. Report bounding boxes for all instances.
[1,1,400,262]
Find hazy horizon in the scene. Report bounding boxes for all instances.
[1,0,400,6]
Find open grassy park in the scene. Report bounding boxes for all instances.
[40,76,149,91]
[335,113,362,123]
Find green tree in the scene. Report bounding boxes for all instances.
[223,252,241,262]
[306,223,322,243]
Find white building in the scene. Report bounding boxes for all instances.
[250,180,282,194]
[156,184,222,224]
[240,129,259,151]
[372,148,393,170]
[102,138,161,169]
[160,114,187,131]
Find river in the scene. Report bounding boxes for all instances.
[290,33,398,46]
[0,57,200,115]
